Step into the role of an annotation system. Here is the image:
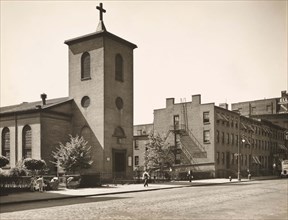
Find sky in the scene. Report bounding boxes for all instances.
[1,0,287,125]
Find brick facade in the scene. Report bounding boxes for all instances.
[133,124,153,171]
[0,101,72,171]
[231,90,288,130]
[0,17,137,180]
[134,94,287,178]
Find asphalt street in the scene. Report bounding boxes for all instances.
[1,179,287,220]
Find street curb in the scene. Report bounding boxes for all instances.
[0,185,188,206]
[0,177,278,206]
[0,182,244,205]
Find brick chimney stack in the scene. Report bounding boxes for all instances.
[219,103,228,110]
[41,93,47,105]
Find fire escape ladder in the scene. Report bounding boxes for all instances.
[164,129,171,142]
[179,141,198,164]
[185,129,206,154]
[180,99,194,163]
[179,98,207,159]
[181,98,189,132]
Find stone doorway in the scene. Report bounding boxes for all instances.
[113,149,126,178]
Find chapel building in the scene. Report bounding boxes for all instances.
[0,4,137,180]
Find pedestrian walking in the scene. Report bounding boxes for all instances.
[187,170,193,182]
[248,173,251,180]
[143,171,150,187]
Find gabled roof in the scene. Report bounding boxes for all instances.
[0,97,73,115]
[64,29,137,49]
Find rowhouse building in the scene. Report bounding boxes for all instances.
[134,94,287,178]
[231,90,288,130]
[133,124,153,171]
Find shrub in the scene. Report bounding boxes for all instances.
[23,158,46,171]
[0,155,9,168]
[0,169,9,177]
[22,158,48,175]
[9,167,28,177]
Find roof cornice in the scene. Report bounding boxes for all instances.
[64,30,137,49]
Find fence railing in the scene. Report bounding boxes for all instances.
[0,176,32,189]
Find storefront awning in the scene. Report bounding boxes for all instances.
[241,123,247,130]
[217,113,229,122]
[247,124,255,132]
[221,114,229,122]
[262,127,269,133]
[216,113,224,120]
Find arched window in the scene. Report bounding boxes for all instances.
[113,126,126,144]
[115,54,123,82]
[81,52,91,80]
[22,125,32,159]
[1,127,10,161]
[80,126,91,143]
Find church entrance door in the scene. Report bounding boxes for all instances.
[113,149,126,178]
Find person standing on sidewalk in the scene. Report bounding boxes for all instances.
[187,170,193,182]
[36,176,44,192]
[143,171,150,187]
[248,172,251,180]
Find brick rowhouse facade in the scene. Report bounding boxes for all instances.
[134,94,287,178]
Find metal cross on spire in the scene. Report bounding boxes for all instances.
[96,3,106,22]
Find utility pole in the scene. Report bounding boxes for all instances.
[237,137,245,181]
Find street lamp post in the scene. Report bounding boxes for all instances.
[237,138,245,181]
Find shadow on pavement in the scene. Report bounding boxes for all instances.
[0,196,131,213]
[187,181,261,187]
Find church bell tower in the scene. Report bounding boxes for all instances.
[64,3,137,179]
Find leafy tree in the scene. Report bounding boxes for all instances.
[0,155,9,168]
[52,135,93,174]
[144,132,174,171]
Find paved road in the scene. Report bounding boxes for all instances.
[1,179,287,220]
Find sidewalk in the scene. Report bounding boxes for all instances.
[0,176,278,205]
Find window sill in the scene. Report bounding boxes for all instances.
[81,77,91,81]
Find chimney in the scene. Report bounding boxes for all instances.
[41,93,47,105]
[281,90,287,97]
[166,98,175,108]
[219,103,228,110]
[192,94,201,106]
